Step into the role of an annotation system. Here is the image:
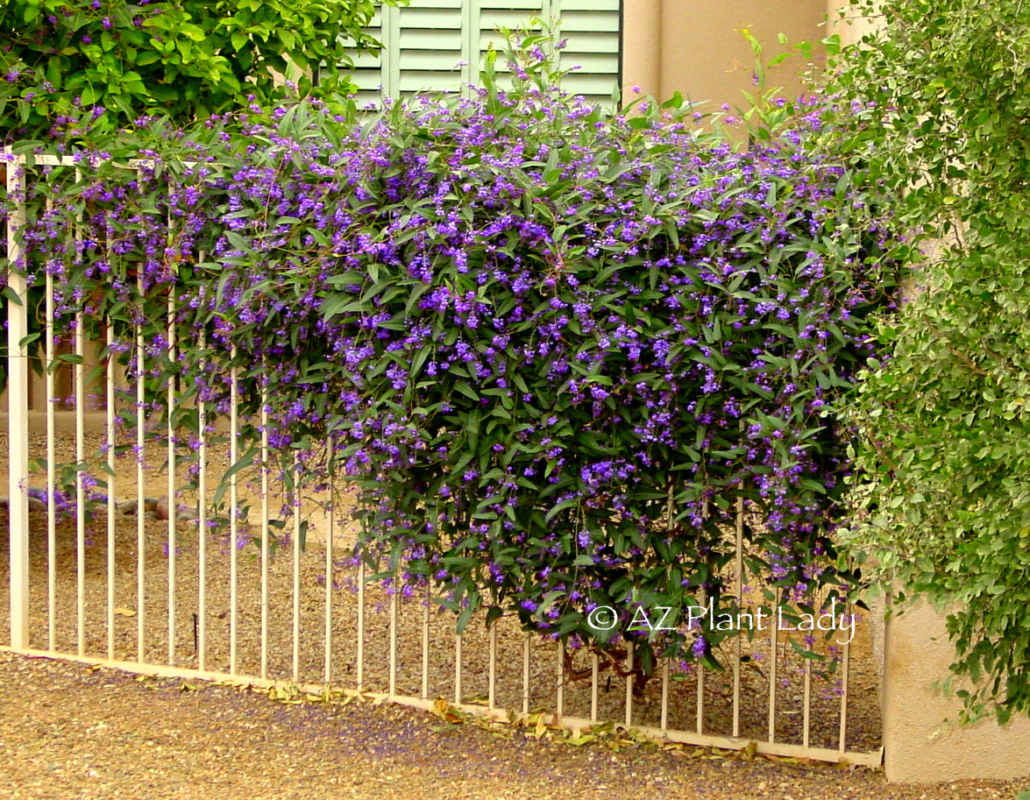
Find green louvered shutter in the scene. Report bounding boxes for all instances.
[547,0,621,105]
[344,6,389,108]
[340,0,621,110]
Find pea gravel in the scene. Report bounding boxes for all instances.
[1,649,1026,800]
[2,431,1027,798]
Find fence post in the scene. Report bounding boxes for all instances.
[6,151,30,650]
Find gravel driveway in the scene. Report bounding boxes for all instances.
[0,649,1025,800]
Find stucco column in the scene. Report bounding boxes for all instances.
[826,0,883,48]
[883,596,1030,783]
[620,0,662,101]
[654,0,825,112]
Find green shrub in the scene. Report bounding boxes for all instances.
[830,0,1030,723]
[0,0,384,140]
[2,39,902,679]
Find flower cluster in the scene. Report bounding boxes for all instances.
[1,40,901,673]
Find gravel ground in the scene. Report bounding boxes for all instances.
[0,649,1026,800]
[0,500,883,751]
[0,429,885,752]
[0,431,1027,798]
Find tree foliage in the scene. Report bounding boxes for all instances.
[0,0,384,140]
[829,0,1030,722]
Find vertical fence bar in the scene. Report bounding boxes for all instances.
[661,479,674,735]
[522,635,531,715]
[803,653,812,750]
[660,658,670,734]
[106,322,115,660]
[733,494,744,739]
[70,167,86,658]
[838,607,851,753]
[487,621,497,711]
[6,152,30,651]
[293,454,301,682]
[323,483,333,685]
[768,588,779,743]
[625,642,633,728]
[162,176,177,665]
[356,559,365,692]
[46,271,57,652]
[229,357,238,675]
[590,652,599,723]
[556,644,564,720]
[166,291,176,665]
[420,584,430,700]
[454,633,463,705]
[134,265,146,662]
[43,196,56,648]
[803,650,811,749]
[260,392,269,680]
[696,651,705,735]
[696,497,707,735]
[76,308,86,657]
[196,334,206,671]
[389,590,397,697]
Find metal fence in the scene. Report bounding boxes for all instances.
[1,150,882,768]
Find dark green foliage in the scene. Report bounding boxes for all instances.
[0,0,386,139]
[1,37,902,678]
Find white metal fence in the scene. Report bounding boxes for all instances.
[1,151,882,767]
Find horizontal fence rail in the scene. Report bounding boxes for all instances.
[1,151,883,768]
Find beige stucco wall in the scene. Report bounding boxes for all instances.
[620,0,662,101]
[622,0,829,111]
[825,0,882,49]
[884,597,1030,782]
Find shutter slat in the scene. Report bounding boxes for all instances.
[408,0,464,8]
[349,51,383,68]
[479,0,543,9]
[562,54,619,74]
[479,10,547,28]
[398,29,465,48]
[554,73,616,94]
[555,31,620,53]
[401,9,465,28]
[558,0,619,10]
[395,51,467,70]
[399,73,467,92]
[558,11,620,32]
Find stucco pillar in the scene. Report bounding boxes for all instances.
[620,0,662,101]
[883,597,1030,783]
[825,0,883,49]
[654,0,825,112]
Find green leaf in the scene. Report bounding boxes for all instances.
[454,383,479,402]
